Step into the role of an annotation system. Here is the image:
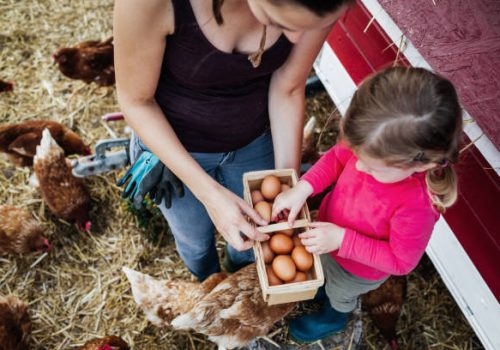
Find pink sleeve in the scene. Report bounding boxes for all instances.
[337,205,438,275]
[301,142,353,196]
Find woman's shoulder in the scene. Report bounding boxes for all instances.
[114,0,174,36]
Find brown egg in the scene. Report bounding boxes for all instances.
[291,271,308,283]
[261,241,275,264]
[261,175,281,201]
[266,265,283,286]
[281,183,291,192]
[254,201,272,223]
[272,255,296,282]
[251,190,264,205]
[277,220,294,236]
[291,246,313,272]
[269,233,294,254]
[292,235,303,247]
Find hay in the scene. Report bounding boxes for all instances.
[0,1,483,349]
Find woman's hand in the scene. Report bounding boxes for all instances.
[271,180,313,226]
[204,185,270,251]
[298,222,346,254]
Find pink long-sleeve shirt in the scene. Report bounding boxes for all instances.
[301,143,440,281]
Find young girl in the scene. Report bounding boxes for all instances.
[271,66,462,342]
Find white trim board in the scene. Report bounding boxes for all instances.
[427,218,500,350]
[313,12,500,349]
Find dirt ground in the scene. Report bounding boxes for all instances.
[0,1,484,349]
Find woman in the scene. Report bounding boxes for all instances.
[113,0,352,280]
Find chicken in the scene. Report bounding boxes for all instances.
[0,295,31,350]
[123,263,296,350]
[0,120,90,167]
[0,79,13,93]
[0,205,51,255]
[76,335,129,350]
[53,37,114,86]
[362,276,407,350]
[33,129,92,231]
[301,116,321,166]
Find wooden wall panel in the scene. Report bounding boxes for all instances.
[378,0,500,149]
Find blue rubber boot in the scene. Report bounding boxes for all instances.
[289,300,350,343]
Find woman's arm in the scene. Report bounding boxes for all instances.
[268,28,331,173]
[113,0,268,250]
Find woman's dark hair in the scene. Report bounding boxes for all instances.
[212,0,353,25]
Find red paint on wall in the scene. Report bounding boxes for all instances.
[445,137,500,301]
[378,0,500,149]
[327,2,409,84]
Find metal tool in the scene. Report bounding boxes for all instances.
[72,138,130,177]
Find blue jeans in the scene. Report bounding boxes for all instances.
[130,131,275,280]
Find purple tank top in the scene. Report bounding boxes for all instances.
[155,0,293,152]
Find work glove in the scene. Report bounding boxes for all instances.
[116,151,184,209]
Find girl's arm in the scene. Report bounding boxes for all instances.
[113,0,268,250]
[337,206,438,275]
[301,142,353,195]
[268,28,331,173]
[272,143,353,224]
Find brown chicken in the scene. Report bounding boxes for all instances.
[0,205,51,255]
[362,276,407,350]
[53,37,114,86]
[301,116,321,166]
[123,263,296,350]
[76,335,129,350]
[0,120,90,167]
[0,295,31,350]
[33,129,92,231]
[0,79,13,93]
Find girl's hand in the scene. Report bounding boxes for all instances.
[204,185,270,251]
[299,221,346,254]
[271,180,314,226]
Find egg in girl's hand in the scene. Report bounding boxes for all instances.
[251,190,264,205]
[269,233,294,254]
[261,175,281,201]
[291,246,313,272]
[272,255,296,282]
[261,241,275,264]
[254,201,272,223]
[281,183,291,192]
[291,271,308,282]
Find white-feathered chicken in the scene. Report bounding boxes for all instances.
[123,264,296,350]
[33,129,91,231]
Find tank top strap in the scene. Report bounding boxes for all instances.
[170,0,197,31]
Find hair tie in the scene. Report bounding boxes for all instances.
[414,151,425,162]
[440,159,450,168]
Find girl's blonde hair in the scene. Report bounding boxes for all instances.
[342,67,462,212]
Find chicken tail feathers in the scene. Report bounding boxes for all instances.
[122,267,176,326]
[35,128,61,162]
[171,312,198,330]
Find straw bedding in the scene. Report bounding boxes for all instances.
[0,1,483,349]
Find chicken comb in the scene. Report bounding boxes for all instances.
[98,344,113,350]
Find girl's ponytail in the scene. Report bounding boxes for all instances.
[425,166,458,213]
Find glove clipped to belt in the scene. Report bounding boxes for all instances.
[116,151,184,209]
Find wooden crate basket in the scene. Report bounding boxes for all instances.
[243,169,325,305]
